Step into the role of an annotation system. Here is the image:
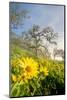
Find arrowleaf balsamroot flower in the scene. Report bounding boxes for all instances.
[40,66,49,76]
[21,57,39,80]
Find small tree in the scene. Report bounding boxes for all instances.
[9,3,29,30]
[9,3,30,48]
[53,48,64,60]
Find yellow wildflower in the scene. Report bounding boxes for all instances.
[18,73,28,83]
[40,66,49,76]
[11,74,17,82]
[11,57,39,82]
[21,57,38,79]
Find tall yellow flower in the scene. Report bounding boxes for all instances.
[11,57,39,82]
[20,57,38,80]
[40,66,49,76]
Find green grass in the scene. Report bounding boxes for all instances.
[10,44,65,97]
[10,44,38,59]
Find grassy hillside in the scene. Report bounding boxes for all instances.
[10,45,65,97]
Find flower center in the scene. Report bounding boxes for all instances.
[25,66,32,72]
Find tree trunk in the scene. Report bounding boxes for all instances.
[35,37,38,56]
[35,48,38,56]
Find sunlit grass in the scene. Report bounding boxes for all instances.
[10,45,65,97]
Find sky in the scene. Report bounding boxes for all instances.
[10,2,64,54]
